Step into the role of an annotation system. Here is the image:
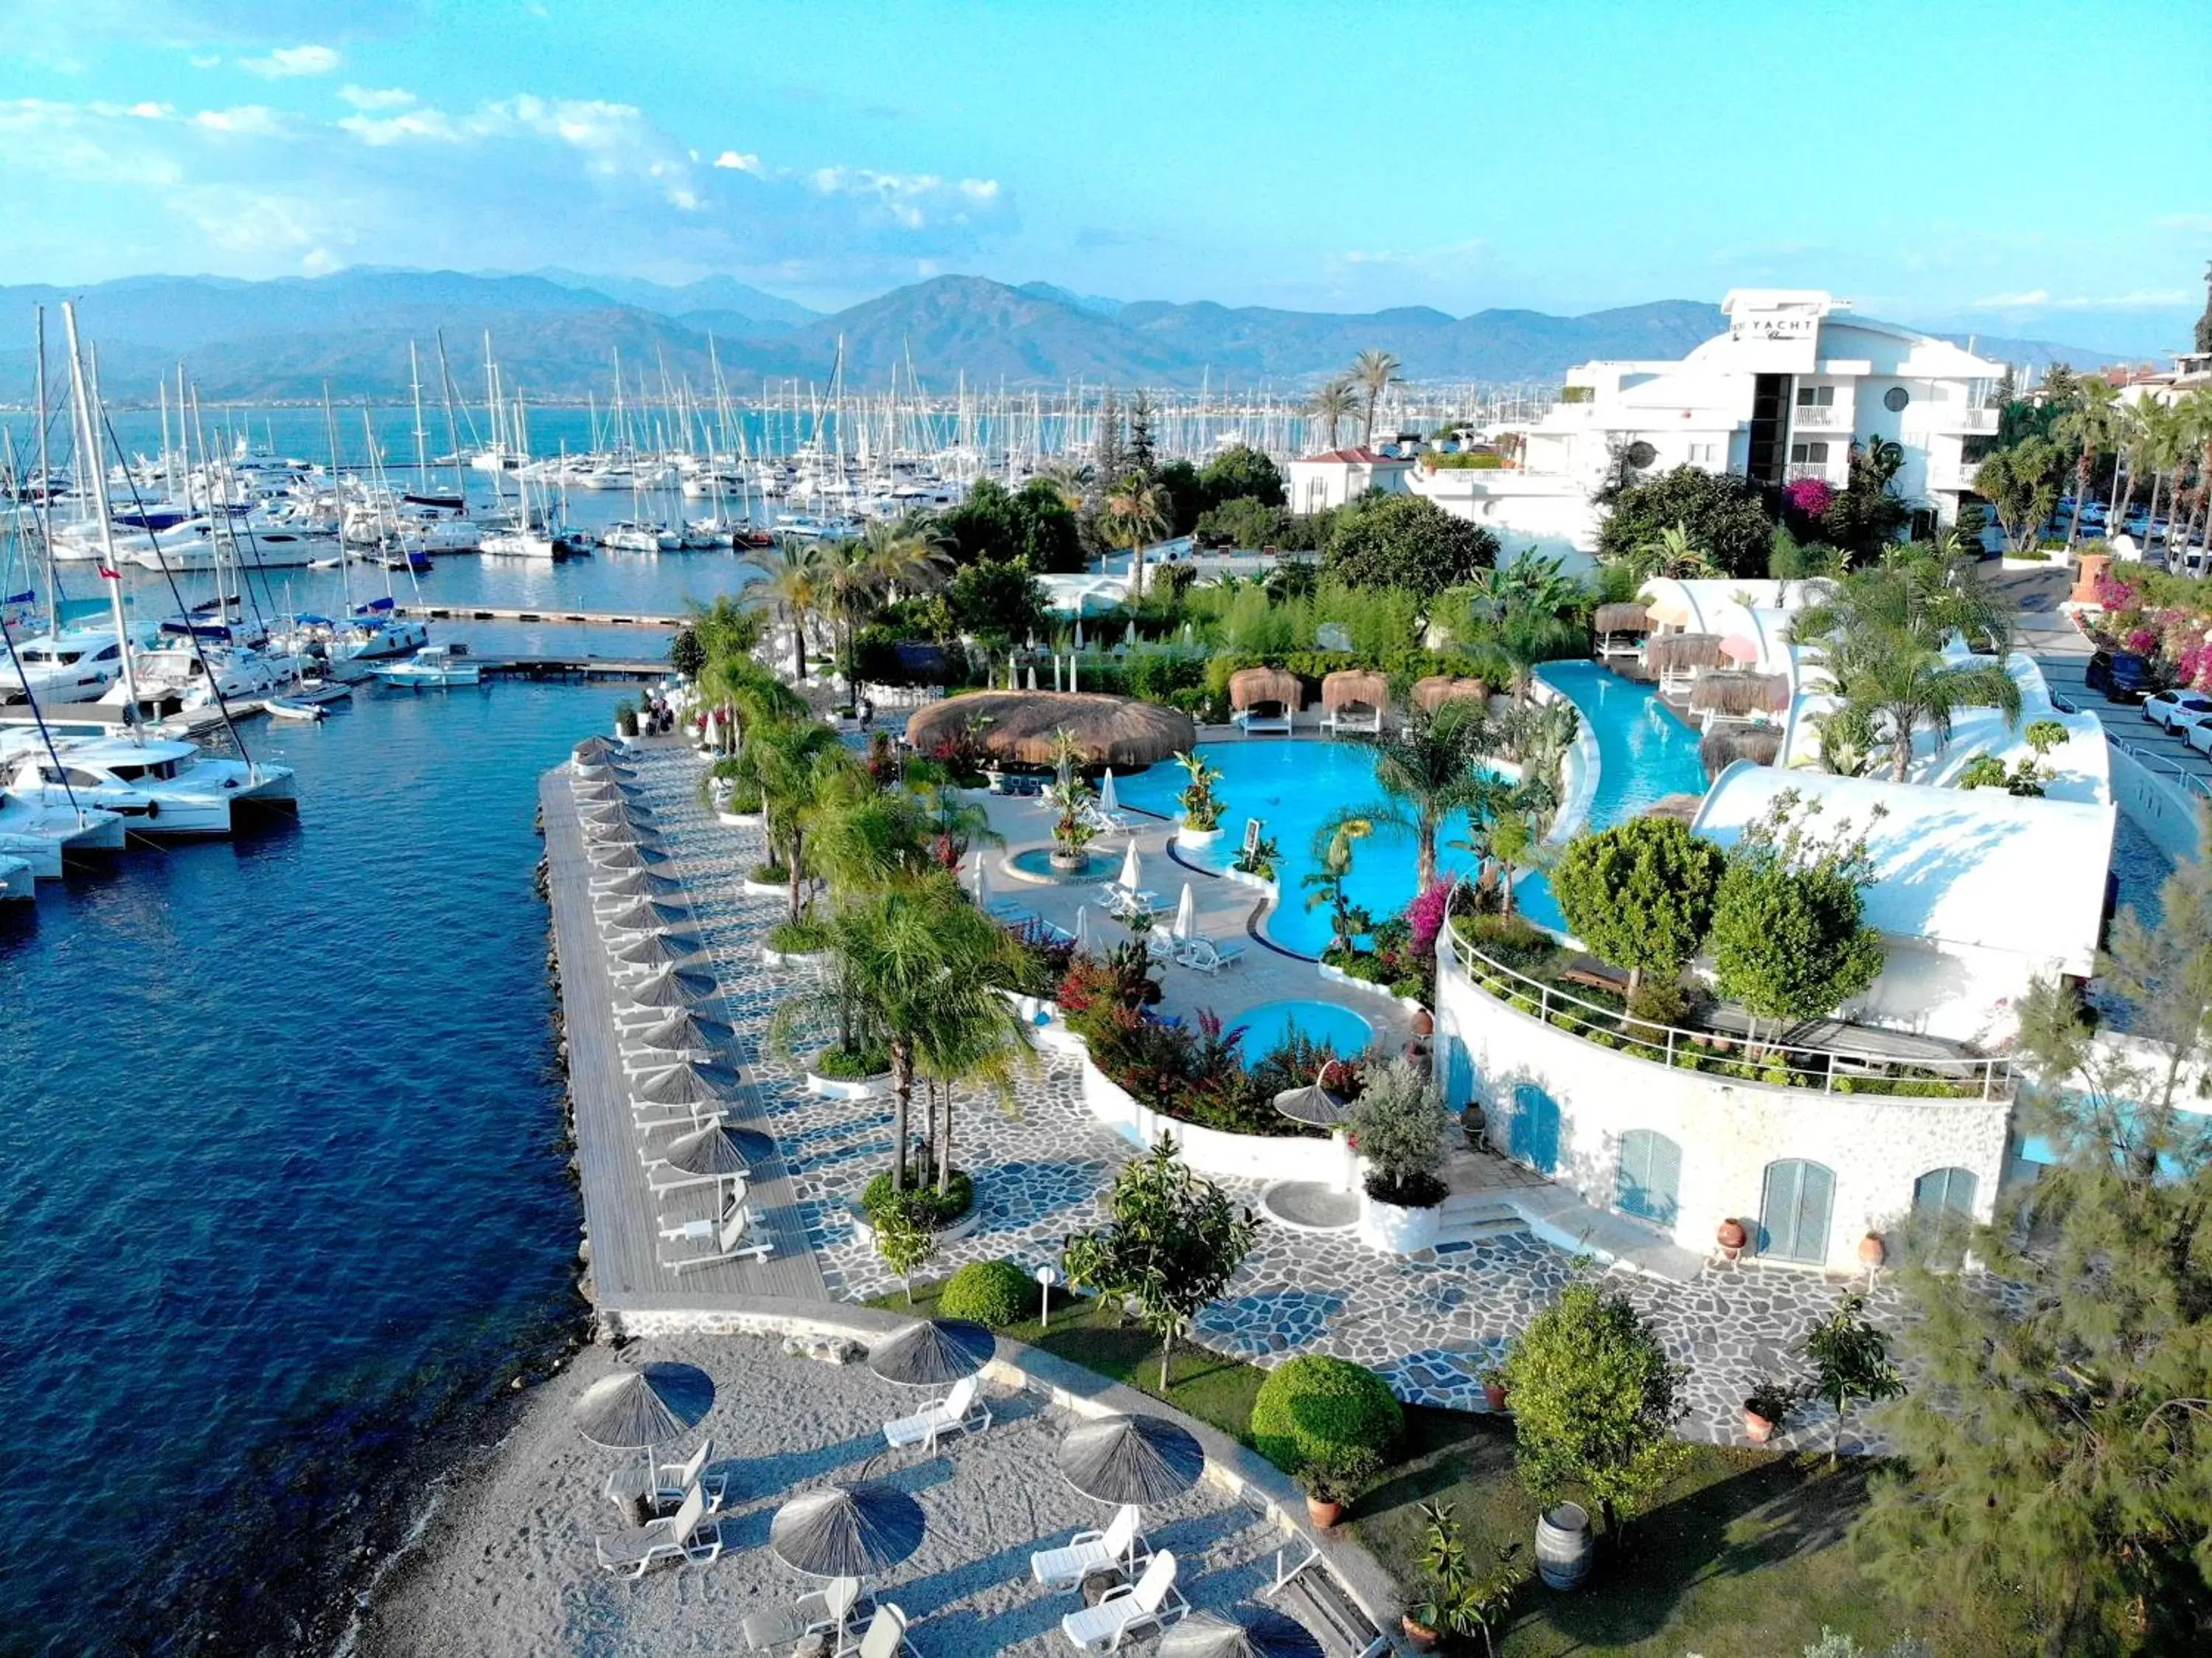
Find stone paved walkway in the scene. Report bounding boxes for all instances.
[629,746,1904,1454]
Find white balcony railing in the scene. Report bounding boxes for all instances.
[1791,404,1848,430]
[1783,462,1843,485]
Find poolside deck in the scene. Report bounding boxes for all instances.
[541,759,830,1313]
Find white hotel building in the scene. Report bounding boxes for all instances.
[1292,291,2009,555]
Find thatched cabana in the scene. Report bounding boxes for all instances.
[1320,668,1390,733]
[1593,603,1652,636]
[1700,726,1784,780]
[1411,674,1492,715]
[1640,791,1711,825]
[1228,666,1303,713]
[1689,671,1792,721]
[1647,631,1724,692]
[903,691,1195,769]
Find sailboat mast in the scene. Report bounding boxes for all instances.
[60,302,141,725]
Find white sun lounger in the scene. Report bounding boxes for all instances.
[856,1603,917,1658]
[1096,884,1159,919]
[644,1154,751,1200]
[657,1193,772,1273]
[1060,1550,1185,1651]
[602,1436,730,1513]
[1032,1505,1148,1590]
[1174,935,1245,974]
[741,1575,871,1652]
[593,1483,723,1579]
[883,1373,992,1453]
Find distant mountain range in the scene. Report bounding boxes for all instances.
[0,268,2138,402]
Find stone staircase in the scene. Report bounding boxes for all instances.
[1431,1189,1531,1252]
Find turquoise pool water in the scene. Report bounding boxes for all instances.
[1116,662,1709,952]
[1232,999,1377,1060]
[1006,846,1118,882]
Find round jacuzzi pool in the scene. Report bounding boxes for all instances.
[1006,846,1119,883]
[1231,999,1375,1060]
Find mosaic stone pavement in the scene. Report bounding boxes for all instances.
[618,746,1907,1454]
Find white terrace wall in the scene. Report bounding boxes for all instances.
[1431,931,2011,1272]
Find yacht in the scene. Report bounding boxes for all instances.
[0,624,159,706]
[272,603,430,680]
[602,521,683,552]
[481,525,564,559]
[97,624,304,716]
[372,642,481,688]
[1,732,296,836]
[0,786,127,875]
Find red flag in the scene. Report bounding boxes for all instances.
[98,565,119,580]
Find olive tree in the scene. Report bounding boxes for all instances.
[1548,817,1725,1002]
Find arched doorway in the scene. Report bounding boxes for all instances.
[1615,1129,1683,1226]
[1759,1159,1836,1263]
[1509,1083,1561,1175]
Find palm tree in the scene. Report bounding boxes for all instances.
[813,536,880,696]
[1301,378,1358,451]
[861,511,955,603]
[1035,459,1093,514]
[1102,476,1169,601]
[698,649,804,755]
[1626,522,1717,580]
[761,540,822,682]
[2053,376,2124,550]
[1352,350,1402,443]
[1346,701,1495,896]
[2135,399,2188,555]
[740,721,852,922]
[1839,641,2023,781]
[2177,388,2212,553]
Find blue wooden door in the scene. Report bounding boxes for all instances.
[1510,1084,1561,1175]
[1759,1159,1835,1263]
[1615,1130,1683,1225]
[1912,1166,1977,1218]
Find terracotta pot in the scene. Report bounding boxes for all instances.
[1306,1495,1343,1530]
[1859,1231,1886,1269]
[1717,1217,1748,1252]
[1401,1614,1440,1651]
[1483,1381,1509,1411]
[1742,1406,1775,1444]
[1411,1007,1435,1038]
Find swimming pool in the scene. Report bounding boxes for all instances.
[1231,999,1377,1061]
[1115,662,1709,953]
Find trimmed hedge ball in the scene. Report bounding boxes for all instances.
[1250,1354,1404,1474]
[938,1258,1035,1328]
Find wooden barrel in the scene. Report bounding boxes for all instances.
[1535,1502,1592,1589]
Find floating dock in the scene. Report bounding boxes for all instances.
[392,605,686,628]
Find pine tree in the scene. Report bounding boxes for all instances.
[2196,259,2212,355]
[1854,843,2212,1655]
[1126,389,1158,479]
[1093,389,1125,489]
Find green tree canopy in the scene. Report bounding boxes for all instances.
[1972,435,2065,552]
[1597,465,1776,578]
[1199,443,1287,510]
[1323,492,1499,597]
[1152,459,1204,537]
[942,557,1049,647]
[939,478,1086,574]
[1548,816,1726,993]
[1707,790,1885,1039]
[1500,1277,1688,1535]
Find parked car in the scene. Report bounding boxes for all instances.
[2187,719,2212,758]
[2145,689,2212,732]
[2086,649,2155,703]
[2079,502,2110,528]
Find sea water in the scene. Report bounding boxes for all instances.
[0,676,639,1651]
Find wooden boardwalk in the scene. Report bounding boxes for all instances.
[540,770,828,1314]
[398,604,686,628]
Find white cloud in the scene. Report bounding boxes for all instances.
[1973,288,2051,308]
[239,44,340,78]
[1971,287,2190,311]
[189,54,222,69]
[193,105,285,136]
[338,85,416,111]
[2153,213,2212,233]
[714,150,766,176]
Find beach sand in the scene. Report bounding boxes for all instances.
[358,1332,1282,1657]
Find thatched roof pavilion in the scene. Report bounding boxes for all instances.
[1700,726,1784,780]
[1411,674,1491,715]
[1689,671,1792,718]
[1228,666,1303,713]
[904,691,1195,768]
[1593,603,1652,637]
[1646,632,1725,676]
[1640,791,1710,825]
[1320,668,1391,714]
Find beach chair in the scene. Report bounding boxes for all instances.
[657,1193,773,1273]
[1059,1550,1185,1651]
[1032,1505,1148,1590]
[883,1374,992,1453]
[1175,935,1245,974]
[740,1575,872,1653]
[602,1436,731,1514]
[1079,800,1131,835]
[644,1152,751,1200]
[986,897,1039,929]
[592,1484,724,1580]
[855,1603,917,1658]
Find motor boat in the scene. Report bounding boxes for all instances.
[481,526,564,559]
[602,521,683,552]
[0,624,160,706]
[0,852,31,900]
[0,786,127,874]
[1,732,296,836]
[97,625,305,717]
[372,642,482,688]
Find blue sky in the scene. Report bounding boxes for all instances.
[4,0,2208,351]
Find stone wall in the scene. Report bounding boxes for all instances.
[1432,928,2012,1272]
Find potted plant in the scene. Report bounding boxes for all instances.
[1352,1058,1452,1255]
[1174,749,1225,844]
[1480,1364,1509,1412]
[1742,1377,1794,1445]
[1298,1443,1378,1530]
[1230,831,1281,884]
[1043,727,1099,871]
[1717,1216,1748,1262]
[613,697,640,739]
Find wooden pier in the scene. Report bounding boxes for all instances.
[539,770,827,1315]
[394,604,686,628]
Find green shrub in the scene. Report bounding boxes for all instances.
[749,861,792,885]
[1251,1355,1405,1477]
[938,1258,1036,1327]
[1128,651,1208,704]
[768,918,830,955]
[862,1168,973,1226]
[812,1041,891,1080]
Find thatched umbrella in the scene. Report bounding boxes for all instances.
[629,1008,736,1052]
[582,802,652,829]
[610,929,706,967]
[1320,668,1391,717]
[1057,1414,1205,1507]
[574,760,638,783]
[771,1483,928,1580]
[1228,666,1301,715]
[659,1122,766,1181]
[586,821,664,850]
[1273,1075,1352,1128]
[573,1362,714,1492]
[867,1319,996,1387]
[589,843,673,872]
[619,965,719,1008]
[1700,726,1784,780]
[1641,792,1710,826]
[1593,603,1652,637]
[1159,1612,1325,1658]
[631,1060,742,1106]
[903,691,1194,769]
[600,897,692,932]
[1646,633,1724,676]
[572,778,647,803]
[574,736,623,764]
[596,868,685,900]
[1689,672,1790,719]
[1411,674,1490,715]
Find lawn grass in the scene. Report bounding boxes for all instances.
[872,1275,1901,1656]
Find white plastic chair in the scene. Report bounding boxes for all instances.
[1059,1550,1185,1651]
[1032,1504,1147,1589]
[592,1483,723,1579]
[883,1373,992,1452]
